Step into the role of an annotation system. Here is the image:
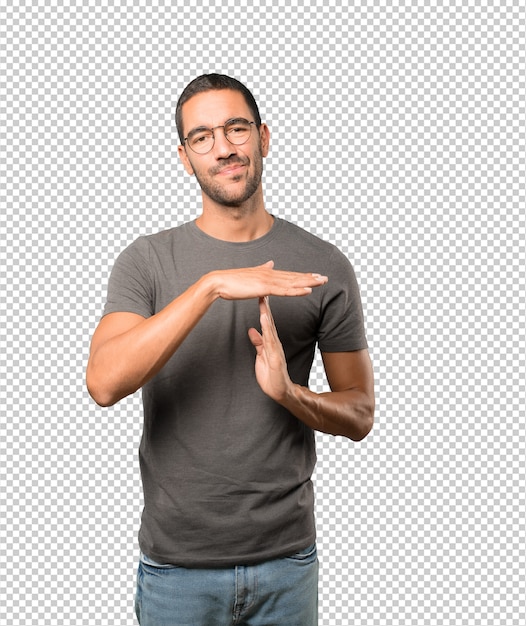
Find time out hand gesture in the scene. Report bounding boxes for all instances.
[248,296,294,403]
[88,259,327,407]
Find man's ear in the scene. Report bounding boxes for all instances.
[178,144,195,176]
[259,123,271,158]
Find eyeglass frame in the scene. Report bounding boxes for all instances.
[183,118,257,154]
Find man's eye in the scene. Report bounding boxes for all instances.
[226,123,250,136]
[192,133,211,144]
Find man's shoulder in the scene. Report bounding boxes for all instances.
[141,221,192,245]
[277,218,337,249]
[121,221,193,255]
[275,217,347,267]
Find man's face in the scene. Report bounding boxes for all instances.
[178,90,269,208]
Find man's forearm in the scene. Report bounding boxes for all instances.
[280,385,374,441]
[86,275,218,406]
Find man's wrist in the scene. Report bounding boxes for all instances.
[279,381,304,410]
[198,271,223,302]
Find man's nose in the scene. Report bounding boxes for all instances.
[212,130,236,158]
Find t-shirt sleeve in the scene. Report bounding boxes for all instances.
[102,237,154,319]
[317,247,368,352]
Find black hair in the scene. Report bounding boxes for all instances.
[175,74,262,144]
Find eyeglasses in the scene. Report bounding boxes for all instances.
[184,118,256,154]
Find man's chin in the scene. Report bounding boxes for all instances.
[214,195,256,211]
[202,182,260,209]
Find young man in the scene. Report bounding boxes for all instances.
[87,74,374,626]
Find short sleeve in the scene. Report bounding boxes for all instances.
[317,247,368,352]
[102,237,154,319]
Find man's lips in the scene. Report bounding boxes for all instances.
[212,160,247,176]
[216,164,245,176]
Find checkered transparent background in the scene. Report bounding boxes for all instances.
[2,1,525,624]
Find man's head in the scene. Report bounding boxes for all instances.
[176,74,270,209]
[175,74,262,144]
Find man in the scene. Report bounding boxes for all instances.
[86,74,374,626]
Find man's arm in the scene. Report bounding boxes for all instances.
[86,262,328,407]
[248,297,375,440]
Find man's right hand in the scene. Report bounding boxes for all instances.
[207,260,328,300]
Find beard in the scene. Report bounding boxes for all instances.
[192,146,264,209]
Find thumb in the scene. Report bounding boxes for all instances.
[248,327,263,352]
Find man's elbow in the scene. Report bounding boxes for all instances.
[86,367,119,408]
[348,402,375,441]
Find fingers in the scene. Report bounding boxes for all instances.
[259,296,280,344]
[213,263,328,300]
[248,298,277,349]
[259,261,327,296]
[261,296,275,331]
[263,269,328,297]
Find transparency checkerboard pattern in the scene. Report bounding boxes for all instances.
[2,1,525,624]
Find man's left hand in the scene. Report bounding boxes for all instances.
[248,297,293,403]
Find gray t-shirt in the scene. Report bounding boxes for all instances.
[102,217,368,567]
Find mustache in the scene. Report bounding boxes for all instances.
[209,157,248,175]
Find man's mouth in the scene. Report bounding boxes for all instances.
[218,165,245,176]
[213,160,247,176]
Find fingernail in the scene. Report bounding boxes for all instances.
[312,274,328,281]
[304,287,313,292]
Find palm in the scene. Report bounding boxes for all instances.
[248,297,292,402]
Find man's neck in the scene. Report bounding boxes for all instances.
[195,192,274,242]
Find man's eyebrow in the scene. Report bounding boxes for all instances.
[186,125,210,136]
[187,118,250,137]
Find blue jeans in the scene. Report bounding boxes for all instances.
[135,544,319,626]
